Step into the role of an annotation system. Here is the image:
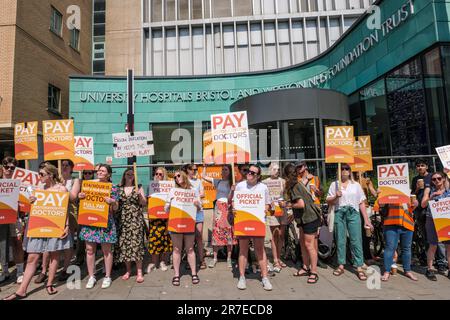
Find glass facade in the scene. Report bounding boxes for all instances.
[93,0,106,75]
[350,45,450,158]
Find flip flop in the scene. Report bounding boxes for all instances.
[45,284,58,295]
[381,272,390,282]
[3,292,27,300]
[404,272,418,281]
[357,271,367,281]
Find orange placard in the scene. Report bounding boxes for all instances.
[14,122,38,160]
[12,168,41,213]
[0,179,20,224]
[168,188,197,233]
[234,190,266,237]
[325,126,354,163]
[78,180,112,228]
[377,163,410,204]
[429,197,450,242]
[198,166,222,209]
[273,203,283,217]
[210,111,251,164]
[147,180,174,219]
[203,130,214,164]
[27,190,69,238]
[43,119,75,161]
[74,136,95,171]
[350,135,373,172]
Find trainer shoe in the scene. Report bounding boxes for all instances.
[16,275,24,284]
[159,262,168,272]
[237,276,247,290]
[227,258,233,268]
[146,263,156,274]
[261,277,273,291]
[101,277,112,289]
[208,259,217,268]
[86,276,97,289]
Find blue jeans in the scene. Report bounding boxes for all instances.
[383,226,413,272]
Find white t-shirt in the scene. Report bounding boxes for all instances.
[235,181,271,206]
[212,179,231,200]
[327,181,366,212]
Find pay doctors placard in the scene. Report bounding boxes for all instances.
[377,163,410,204]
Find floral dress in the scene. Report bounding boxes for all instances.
[79,184,119,244]
[147,219,172,255]
[114,188,146,263]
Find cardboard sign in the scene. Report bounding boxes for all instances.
[168,188,197,233]
[12,168,41,212]
[210,111,251,164]
[429,197,450,242]
[203,130,214,164]
[27,190,69,238]
[147,180,174,219]
[377,163,410,204]
[43,119,75,161]
[0,179,20,224]
[74,136,95,171]
[233,190,266,237]
[436,145,450,178]
[14,122,38,160]
[197,166,222,209]
[350,135,373,172]
[112,131,154,158]
[325,126,354,163]
[78,181,112,228]
[262,179,283,201]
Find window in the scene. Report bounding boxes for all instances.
[70,28,80,50]
[48,85,61,113]
[50,7,63,36]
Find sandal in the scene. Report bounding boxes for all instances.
[172,276,180,286]
[199,261,207,270]
[356,271,367,281]
[191,274,200,285]
[136,275,145,283]
[333,267,345,276]
[404,272,418,281]
[307,272,319,284]
[293,266,310,277]
[279,261,287,268]
[45,284,58,295]
[3,292,27,300]
[381,272,390,282]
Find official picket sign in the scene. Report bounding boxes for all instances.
[233,190,266,237]
[27,190,69,238]
[429,197,450,242]
[74,136,95,171]
[42,119,75,161]
[210,111,251,164]
[0,179,21,224]
[148,180,174,219]
[12,168,41,213]
[325,126,354,163]
[167,188,198,233]
[78,180,112,228]
[377,163,410,204]
[14,122,38,160]
[350,135,373,172]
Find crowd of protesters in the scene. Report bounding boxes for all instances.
[0,156,449,299]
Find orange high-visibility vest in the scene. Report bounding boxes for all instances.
[383,204,414,232]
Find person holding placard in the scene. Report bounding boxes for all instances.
[326,163,373,281]
[421,171,450,281]
[78,164,119,289]
[263,162,287,273]
[4,163,71,299]
[114,168,147,283]
[165,170,202,286]
[182,164,206,270]
[233,164,273,291]
[147,167,172,273]
[1,157,22,284]
[201,164,235,268]
[283,163,322,284]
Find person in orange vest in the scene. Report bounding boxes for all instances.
[380,197,419,282]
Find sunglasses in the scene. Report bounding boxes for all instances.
[155,173,164,177]
[39,172,47,177]
[188,167,198,171]
[3,165,15,171]
[341,167,351,171]
[432,177,443,182]
[247,170,259,176]
[175,174,182,179]
[84,172,94,175]
[416,164,427,167]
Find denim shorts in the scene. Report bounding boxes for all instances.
[196,211,204,223]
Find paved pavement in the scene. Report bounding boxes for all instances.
[1,210,449,300]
